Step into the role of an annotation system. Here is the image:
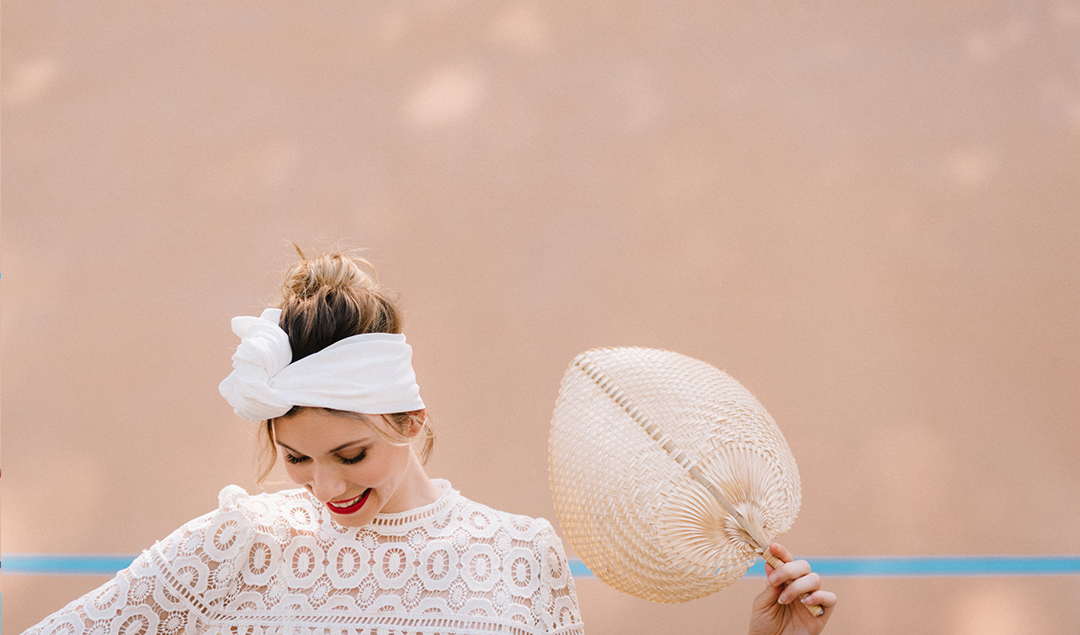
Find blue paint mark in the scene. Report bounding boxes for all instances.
[4,553,1078,578]
[569,555,1080,579]
[796,555,1080,577]
[568,558,593,578]
[4,554,138,575]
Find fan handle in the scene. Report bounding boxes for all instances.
[688,466,825,618]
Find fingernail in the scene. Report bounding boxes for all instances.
[767,575,777,585]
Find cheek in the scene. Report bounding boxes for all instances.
[358,449,409,486]
[282,463,310,485]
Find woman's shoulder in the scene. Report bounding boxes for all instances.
[216,483,310,513]
[148,484,327,566]
[209,483,320,531]
[146,485,305,569]
[450,486,558,544]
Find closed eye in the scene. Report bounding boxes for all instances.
[283,452,309,465]
[339,450,366,465]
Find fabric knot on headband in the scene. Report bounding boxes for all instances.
[219,308,425,422]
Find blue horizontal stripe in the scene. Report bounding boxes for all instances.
[790,555,1080,577]
[4,553,1078,578]
[4,554,138,575]
[570,555,1080,579]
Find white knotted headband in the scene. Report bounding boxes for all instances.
[219,308,425,423]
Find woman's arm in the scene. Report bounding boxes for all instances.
[22,493,253,635]
[22,542,207,635]
[748,543,837,635]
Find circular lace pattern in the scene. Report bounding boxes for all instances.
[113,606,159,635]
[327,539,371,586]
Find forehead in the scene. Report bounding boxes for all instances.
[272,408,381,449]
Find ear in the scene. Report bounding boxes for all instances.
[404,409,427,438]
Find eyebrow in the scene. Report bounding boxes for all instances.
[276,440,367,456]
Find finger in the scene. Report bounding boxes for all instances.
[767,559,812,587]
[777,572,821,605]
[768,542,794,563]
[753,576,783,608]
[798,590,838,611]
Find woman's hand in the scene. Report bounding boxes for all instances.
[748,543,837,635]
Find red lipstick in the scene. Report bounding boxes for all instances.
[326,489,371,515]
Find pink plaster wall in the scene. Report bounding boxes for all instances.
[3,2,1078,633]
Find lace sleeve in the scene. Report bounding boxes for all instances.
[23,486,255,635]
[533,521,585,635]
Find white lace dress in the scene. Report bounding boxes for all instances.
[25,480,585,635]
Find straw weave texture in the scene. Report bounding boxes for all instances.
[548,347,802,603]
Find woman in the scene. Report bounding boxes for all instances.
[25,251,836,635]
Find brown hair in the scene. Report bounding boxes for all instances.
[254,249,434,483]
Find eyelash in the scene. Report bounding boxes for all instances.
[283,450,366,465]
[339,450,366,465]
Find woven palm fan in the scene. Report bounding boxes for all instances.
[549,347,821,615]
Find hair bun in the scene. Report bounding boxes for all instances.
[283,253,376,300]
[278,250,402,362]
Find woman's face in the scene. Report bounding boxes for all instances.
[271,408,421,528]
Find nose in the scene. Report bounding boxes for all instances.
[309,462,349,502]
